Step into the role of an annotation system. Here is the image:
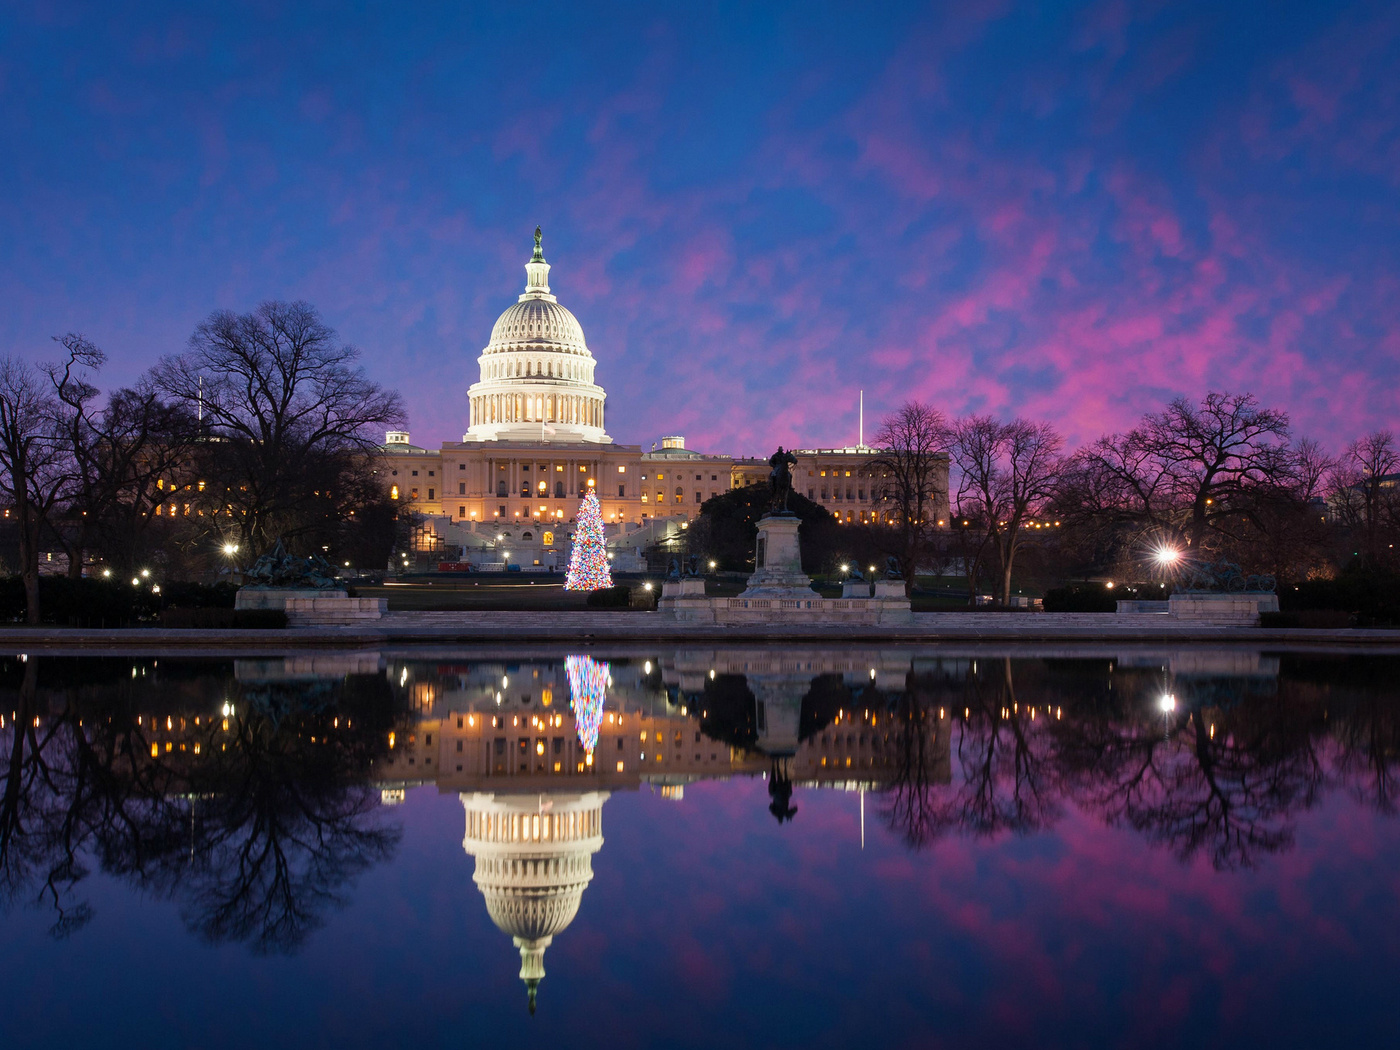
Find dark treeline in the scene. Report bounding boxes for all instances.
[690,393,1400,608]
[0,302,405,622]
[0,657,403,950]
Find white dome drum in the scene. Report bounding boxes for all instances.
[460,790,608,1014]
[464,228,611,444]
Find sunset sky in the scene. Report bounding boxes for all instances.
[2,0,1397,454]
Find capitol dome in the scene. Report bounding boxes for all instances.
[461,791,608,1014]
[464,229,611,444]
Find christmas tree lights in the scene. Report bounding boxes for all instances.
[565,490,613,590]
[566,655,608,755]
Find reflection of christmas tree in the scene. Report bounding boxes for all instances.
[565,490,613,590]
[565,655,608,755]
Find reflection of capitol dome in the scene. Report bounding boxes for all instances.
[461,791,608,1014]
[463,229,611,444]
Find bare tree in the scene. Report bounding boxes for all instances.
[0,359,71,622]
[1068,393,1293,559]
[952,416,1062,605]
[1329,431,1400,564]
[869,402,950,594]
[154,301,404,555]
[43,335,202,578]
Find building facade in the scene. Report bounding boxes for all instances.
[377,232,949,558]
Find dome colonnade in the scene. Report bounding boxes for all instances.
[464,229,610,443]
[460,790,608,1014]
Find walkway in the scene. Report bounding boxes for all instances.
[0,610,1397,651]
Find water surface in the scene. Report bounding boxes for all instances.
[1,647,1397,1049]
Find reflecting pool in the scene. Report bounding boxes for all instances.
[2,646,1399,1048]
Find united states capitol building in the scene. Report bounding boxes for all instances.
[379,230,945,570]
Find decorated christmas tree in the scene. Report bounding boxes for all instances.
[565,490,613,590]
[565,654,608,756]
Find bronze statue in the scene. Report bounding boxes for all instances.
[532,225,544,261]
[243,538,340,589]
[767,446,798,515]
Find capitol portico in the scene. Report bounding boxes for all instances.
[376,230,949,566]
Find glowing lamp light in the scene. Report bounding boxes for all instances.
[222,542,238,556]
[1159,693,1176,713]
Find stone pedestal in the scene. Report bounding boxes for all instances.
[654,515,912,626]
[661,578,706,597]
[235,587,386,626]
[739,515,817,599]
[657,577,715,623]
[1168,592,1279,625]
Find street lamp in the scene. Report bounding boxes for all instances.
[1152,545,1181,567]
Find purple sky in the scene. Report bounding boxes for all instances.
[2,1,1398,455]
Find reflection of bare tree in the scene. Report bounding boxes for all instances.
[1333,695,1400,815]
[0,657,95,935]
[0,660,401,951]
[1065,709,1321,869]
[881,659,1057,847]
[1282,657,1400,816]
[1050,671,1326,870]
[880,658,1341,870]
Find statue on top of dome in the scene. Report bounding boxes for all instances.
[532,225,544,262]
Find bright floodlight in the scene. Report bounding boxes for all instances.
[222,542,238,555]
[1153,546,1182,565]
[1159,693,1176,713]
